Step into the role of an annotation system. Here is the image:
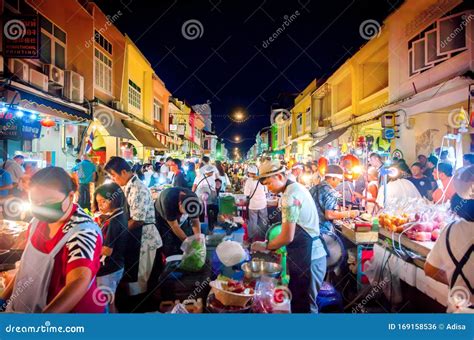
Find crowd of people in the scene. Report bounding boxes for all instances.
[0,150,472,314]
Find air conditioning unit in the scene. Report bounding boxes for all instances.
[111,100,123,111]
[64,70,84,103]
[29,69,48,92]
[43,64,64,87]
[8,59,29,81]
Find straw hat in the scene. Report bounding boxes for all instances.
[258,160,286,179]
[453,165,474,200]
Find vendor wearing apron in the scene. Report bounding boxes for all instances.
[105,157,163,307]
[1,167,103,313]
[155,187,202,257]
[425,165,474,313]
[252,160,327,313]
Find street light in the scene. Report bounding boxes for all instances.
[234,136,241,142]
[229,107,249,123]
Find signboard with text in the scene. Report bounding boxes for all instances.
[3,15,40,58]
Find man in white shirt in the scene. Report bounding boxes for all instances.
[252,160,327,313]
[376,168,421,208]
[243,165,268,241]
[425,165,474,313]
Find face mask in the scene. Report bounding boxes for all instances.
[31,196,69,223]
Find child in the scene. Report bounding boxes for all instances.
[94,183,128,312]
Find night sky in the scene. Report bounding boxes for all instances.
[94,0,402,153]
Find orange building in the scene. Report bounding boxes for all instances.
[152,73,171,153]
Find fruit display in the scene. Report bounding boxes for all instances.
[378,198,454,242]
[378,213,409,233]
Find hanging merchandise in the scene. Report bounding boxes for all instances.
[375,136,391,152]
[341,143,348,154]
[40,117,56,128]
[366,135,375,151]
[391,149,404,160]
[318,157,328,176]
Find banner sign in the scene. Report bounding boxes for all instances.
[0,112,42,140]
[3,15,40,58]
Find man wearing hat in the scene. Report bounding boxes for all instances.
[252,160,327,313]
[243,165,268,241]
[310,165,360,232]
[425,165,473,312]
[287,162,303,183]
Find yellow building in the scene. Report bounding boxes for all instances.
[310,29,389,157]
[290,79,317,162]
[121,35,165,162]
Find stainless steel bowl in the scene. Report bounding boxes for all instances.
[241,260,282,279]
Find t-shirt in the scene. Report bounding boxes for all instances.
[244,177,267,210]
[426,219,474,312]
[72,160,96,184]
[0,169,12,197]
[172,171,187,188]
[194,173,216,199]
[1,160,24,183]
[408,176,432,198]
[376,178,421,208]
[156,187,196,222]
[27,205,104,313]
[98,209,128,276]
[310,181,339,232]
[281,182,326,260]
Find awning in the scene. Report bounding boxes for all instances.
[311,127,348,148]
[97,109,135,140]
[6,82,89,120]
[123,120,166,150]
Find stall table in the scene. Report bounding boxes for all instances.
[334,221,378,289]
[376,228,448,310]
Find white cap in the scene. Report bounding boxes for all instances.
[453,165,474,200]
[247,165,258,174]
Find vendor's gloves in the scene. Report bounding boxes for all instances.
[251,241,269,253]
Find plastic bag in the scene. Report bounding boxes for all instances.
[170,303,189,314]
[252,277,275,313]
[216,240,248,267]
[179,234,206,272]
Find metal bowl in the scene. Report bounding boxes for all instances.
[241,259,282,279]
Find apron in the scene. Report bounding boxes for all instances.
[6,220,97,313]
[445,222,474,312]
[282,180,319,313]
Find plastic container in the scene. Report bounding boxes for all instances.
[372,218,379,231]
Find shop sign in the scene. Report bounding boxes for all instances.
[382,128,395,140]
[381,113,396,128]
[0,112,41,140]
[3,15,39,58]
[177,124,185,135]
[169,124,177,131]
